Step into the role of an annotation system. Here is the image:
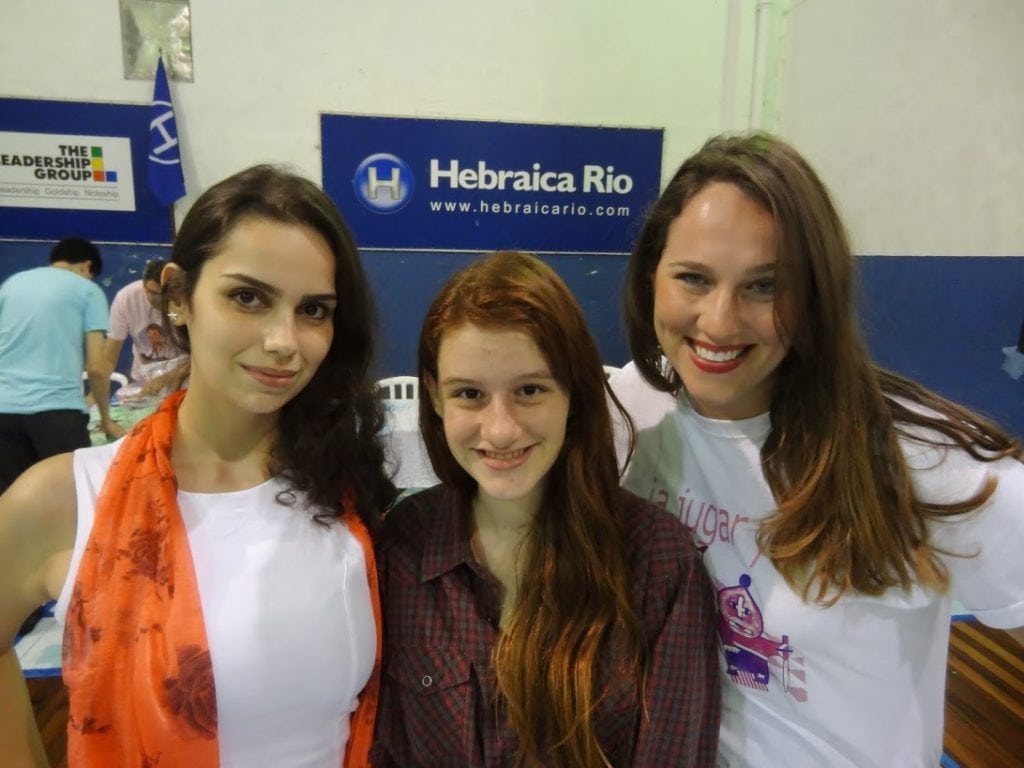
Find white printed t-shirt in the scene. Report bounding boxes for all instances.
[108,279,181,381]
[57,439,376,768]
[611,362,1024,768]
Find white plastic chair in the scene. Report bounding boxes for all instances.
[602,365,622,380]
[376,375,419,401]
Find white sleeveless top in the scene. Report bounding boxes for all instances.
[57,439,377,768]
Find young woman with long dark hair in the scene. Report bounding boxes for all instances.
[0,165,395,767]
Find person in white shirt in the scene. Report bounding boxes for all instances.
[103,258,190,395]
[610,132,1024,768]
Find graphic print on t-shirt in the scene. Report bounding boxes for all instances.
[145,322,168,359]
[717,574,806,702]
[638,472,809,702]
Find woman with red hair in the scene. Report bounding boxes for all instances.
[372,250,720,767]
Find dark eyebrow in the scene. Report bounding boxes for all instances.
[665,260,776,276]
[515,371,557,382]
[439,377,476,387]
[221,273,337,303]
[439,371,556,387]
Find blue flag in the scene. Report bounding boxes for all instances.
[148,57,186,206]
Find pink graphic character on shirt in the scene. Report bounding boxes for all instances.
[718,574,805,700]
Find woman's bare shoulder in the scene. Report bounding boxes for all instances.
[0,454,78,646]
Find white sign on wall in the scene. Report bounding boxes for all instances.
[0,131,136,212]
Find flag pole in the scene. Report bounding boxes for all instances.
[158,48,176,235]
[148,47,186,237]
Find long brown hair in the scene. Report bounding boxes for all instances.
[165,164,395,527]
[623,133,1021,604]
[419,251,644,767]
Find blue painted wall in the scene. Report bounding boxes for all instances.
[3,241,1020,438]
[362,250,631,375]
[367,251,1023,438]
[857,255,1022,439]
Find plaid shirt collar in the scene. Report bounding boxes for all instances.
[420,487,476,582]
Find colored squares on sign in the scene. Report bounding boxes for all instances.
[85,147,115,182]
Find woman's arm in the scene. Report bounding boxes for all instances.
[632,533,722,766]
[0,455,79,767]
[926,450,1024,641]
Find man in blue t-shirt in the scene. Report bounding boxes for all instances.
[0,238,125,493]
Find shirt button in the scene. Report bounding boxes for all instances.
[421,675,433,687]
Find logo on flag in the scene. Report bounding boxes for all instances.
[148,57,186,206]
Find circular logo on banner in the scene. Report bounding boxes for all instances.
[353,153,414,213]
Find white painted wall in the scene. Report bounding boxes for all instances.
[775,0,1024,256]
[7,1,1019,258]
[2,0,751,219]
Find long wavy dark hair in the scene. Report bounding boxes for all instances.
[623,133,1021,604]
[164,164,395,526]
[418,251,644,768]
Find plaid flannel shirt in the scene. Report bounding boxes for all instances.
[371,485,721,767]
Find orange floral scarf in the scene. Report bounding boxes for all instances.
[63,389,381,766]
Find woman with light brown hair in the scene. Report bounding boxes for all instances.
[371,251,720,767]
[612,132,1024,766]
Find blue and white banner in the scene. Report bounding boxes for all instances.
[0,97,175,242]
[148,57,185,206]
[0,131,135,211]
[321,115,663,254]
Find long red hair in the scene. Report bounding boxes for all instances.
[419,251,644,766]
